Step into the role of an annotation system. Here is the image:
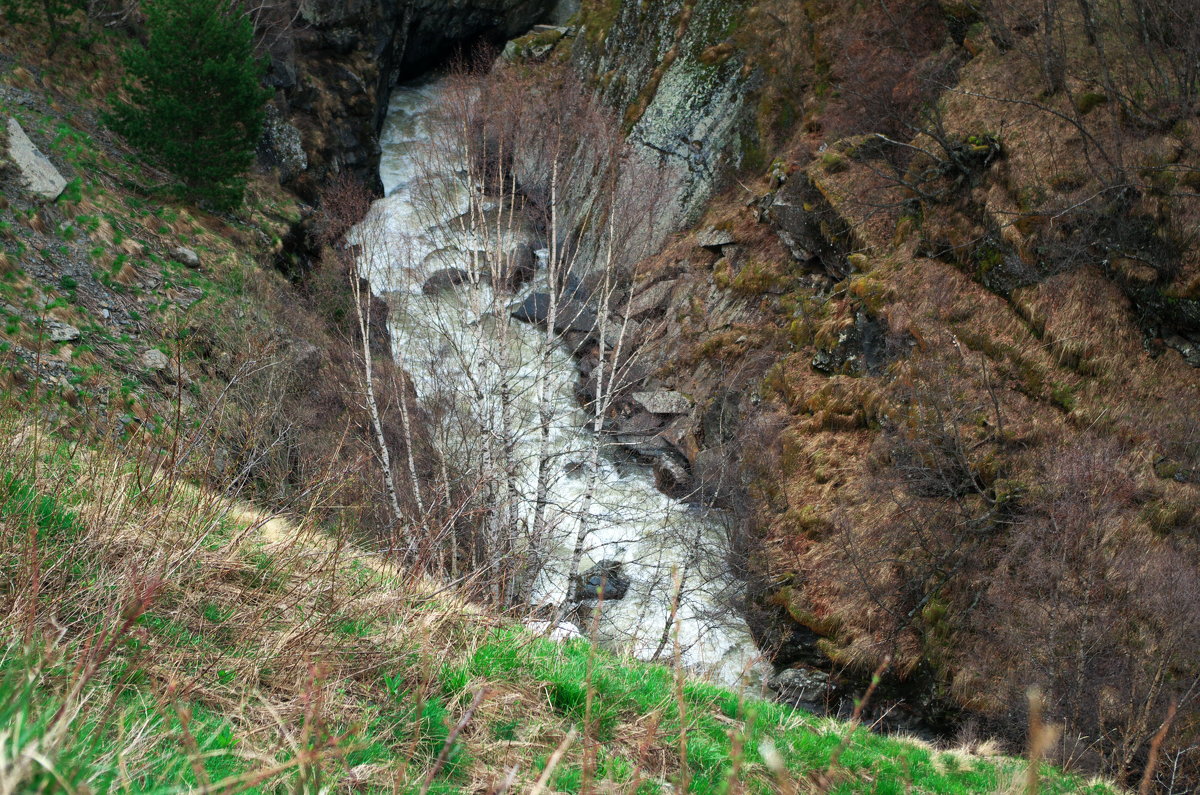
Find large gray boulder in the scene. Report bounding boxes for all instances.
[48,322,81,343]
[5,118,67,200]
[631,390,692,415]
[141,349,170,372]
[573,559,630,602]
[422,267,471,294]
[510,293,597,334]
[769,667,830,707]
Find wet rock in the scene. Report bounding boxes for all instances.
[5,118,66,200]
[422,267,471,294]
[574,560,630,602]
[489,242,537,290]
[511,292,551,323]
[421,247,466,270]
[171,246,201,269]
[652,451,692,494]
[563,459,591,478]
[769,667,830,707]
[631,390,692,415]
[510,293,598,334]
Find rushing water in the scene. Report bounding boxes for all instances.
[353,77,767,687]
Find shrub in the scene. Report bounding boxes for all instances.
[106,0,271,210]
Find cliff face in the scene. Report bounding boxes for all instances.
[259,0,554,198]
[572,0,756,239]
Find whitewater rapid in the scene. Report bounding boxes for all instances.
[353,76,767,687]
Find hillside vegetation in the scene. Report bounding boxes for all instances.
[1,416,1112,793]
[565,0,1200,787]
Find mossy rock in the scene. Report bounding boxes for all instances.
[1074,92,1108,115]
[501,27,569,63]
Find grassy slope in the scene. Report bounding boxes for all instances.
[0,420,1110,793]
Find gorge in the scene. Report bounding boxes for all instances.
[2,0,1199,789]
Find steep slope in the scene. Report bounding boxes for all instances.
[0,21,423,549]
[562,0,1200,785]
[0,417,1110,793]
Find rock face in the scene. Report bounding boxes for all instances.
[5,118,67,200]
[573,559,630,602]
[268,0,555,195]
[811,310,890,377]
[257,105,308,184]
[762,174,857,279]
[402,0,555,69]
[573,0,756,244]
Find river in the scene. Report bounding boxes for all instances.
[352,76,767,688]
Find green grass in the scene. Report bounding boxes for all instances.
[0,649,250,793]
[447,628,1109,793]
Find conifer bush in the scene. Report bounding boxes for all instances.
[107,0,271,210]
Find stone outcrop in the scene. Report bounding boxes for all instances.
[5,118,67,200]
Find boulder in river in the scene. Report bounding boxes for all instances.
[510,292,598,334]
[422,267,471,294]
[489,242,537,290]
[573,559,630,602]
[652,451,692,494]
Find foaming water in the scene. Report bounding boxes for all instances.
[353,77,767,687]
